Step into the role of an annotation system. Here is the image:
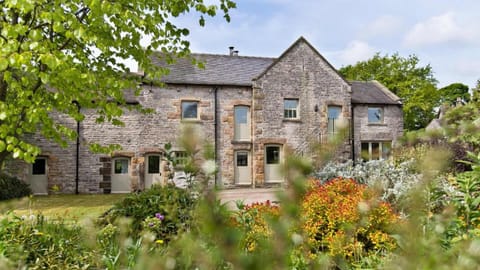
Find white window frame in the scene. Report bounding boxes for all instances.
[361,141,392,161]
[234,105,251,141]
[181,100,199,120]
[284,99,299,119]
[368,107,384,124]
[327,105,342,134]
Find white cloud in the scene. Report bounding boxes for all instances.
[403,12,476,48]
[338,40,376,65]
[362,15,403,38]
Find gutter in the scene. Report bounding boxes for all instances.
[73,101,81,194]
[351,105,355,162]
[213,86,220,187]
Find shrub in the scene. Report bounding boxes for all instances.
[301,178,398,264]
[0,214,96,269]
[100,185,197,240]
[0,173,31,201]
[232,201,280,252]
[314,160,421,210]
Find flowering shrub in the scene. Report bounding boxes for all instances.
[232,201,280,252]
[301,178,398,262]
[100,185,197,239]
[314,160,423,210]
[0,214,95,269]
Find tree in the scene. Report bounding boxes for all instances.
[339,53,439,130]
[0,0,236,167]
[438,83,470,105]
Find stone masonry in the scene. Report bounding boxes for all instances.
[8,37,403,194]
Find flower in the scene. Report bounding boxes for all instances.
[156,239,164,244]
[155,213,164,221]
[201,159,217,175]
[148,222,154,227]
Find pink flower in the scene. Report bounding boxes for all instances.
[155,213,164,221]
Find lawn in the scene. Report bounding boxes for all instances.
[0,194,127,221]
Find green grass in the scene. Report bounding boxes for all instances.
[0,194,127,221]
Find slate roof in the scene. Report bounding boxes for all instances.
[152,53,275,86]
[151,51,401,106]
[350,81,402,105]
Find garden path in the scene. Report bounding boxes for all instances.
[217,188,281,209]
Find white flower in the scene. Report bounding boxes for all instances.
[201,160,217,175]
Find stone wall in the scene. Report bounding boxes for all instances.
[252,40,352,185]
[11,83,252,193]
[352,104,404,159]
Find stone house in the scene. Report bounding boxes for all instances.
[9,37,403,194]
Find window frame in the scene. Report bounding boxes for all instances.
[367,107,384,124]
[283,99,299,120]
[234,105,251,141]
[327,105,342,134]
[32,158,47,175]
[113,158,129,174]
[181,100,199,120]
[173,151,188,167]
[361,141,392,161]
[147,154,162,174]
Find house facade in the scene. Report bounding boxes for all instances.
[9,37,403,194]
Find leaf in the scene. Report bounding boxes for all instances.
[0,58,8,71]
[0,141,5,152]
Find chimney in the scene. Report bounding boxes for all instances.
[233,50,239,56]
[229,46,234,56]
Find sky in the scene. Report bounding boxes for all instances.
[171,0,480,89]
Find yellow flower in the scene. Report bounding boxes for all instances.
[155,239,164,244]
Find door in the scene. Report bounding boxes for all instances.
[111,157,131,193]
[264,145,283,183]
[28,158,48,195]
[235,151,251,185]
[145,154,162,188]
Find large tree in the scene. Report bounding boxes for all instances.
[339,53,439,130]
[438,83,470,106]
[0,0,235,166]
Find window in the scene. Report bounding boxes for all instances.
[32,158,46,175]
[181,101,198,120]
[361,142,392,161]
[284,99,299,119]
[174,151,188,166]
[236,152,248,167]
[234,106,250,141]
[147,155,161,174]
[327,106,342,134]
[266,146,280,164]
[368,107,383,123]
[114,159,129,174]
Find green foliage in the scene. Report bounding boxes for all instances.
[301,178,398,266]
[232,201,280,253]
[443,101,480,148]
[0,173,31,201]
[0,0,236,166]
[438,83,470,105]
[100,185,197,240]
[315,159,424,212]
[0,214,96,269]
[339,52,439,130]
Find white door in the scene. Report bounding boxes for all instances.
[145,154,162,188]
[235,151,251,185]
[28,158,48,195]
[111,158,131,193]
[234,106,250,141]
[264,145,283,183]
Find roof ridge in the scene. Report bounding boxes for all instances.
[190,52,276,60]
[371,80,402,104]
